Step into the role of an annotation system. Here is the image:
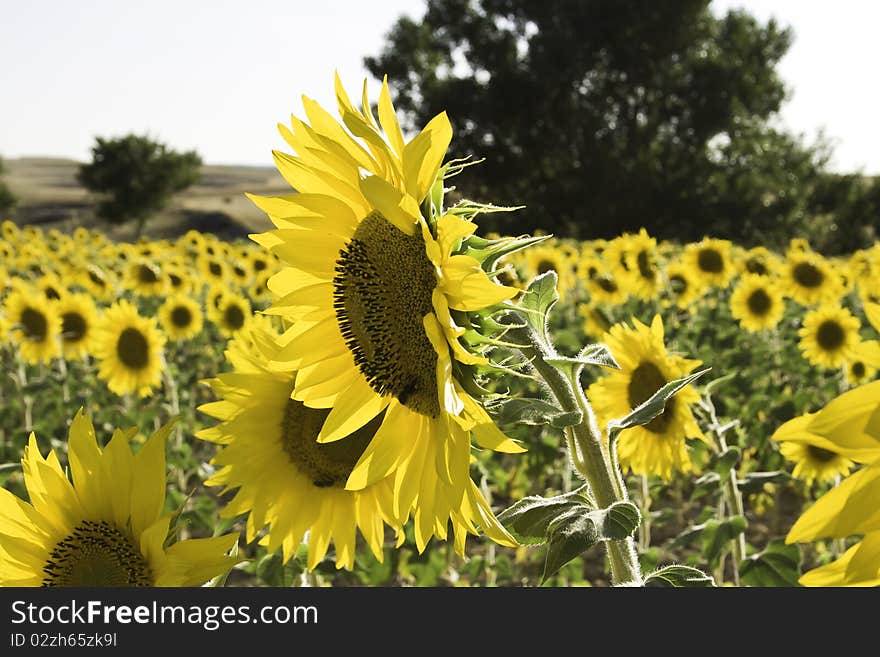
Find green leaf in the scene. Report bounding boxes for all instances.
[645,565,715,587]
[737,470,791,493]
[607,368,710,438]
[487,397,582,429]
[703,372,737,396]
[601,501,641,540]
[546,343,620,382]
[739,540,802,587]
[701,515,748,567]
[497,487,592,545]
[713,446,741,477]
[542,510,601,583]
[518,271,559,345]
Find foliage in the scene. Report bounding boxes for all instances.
[367,0,880,252]
[77,135,202,236]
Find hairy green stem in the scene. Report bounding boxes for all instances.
[504,317,642,585]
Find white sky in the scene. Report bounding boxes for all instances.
[1,0,878,173]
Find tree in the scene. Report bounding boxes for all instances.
[365,0,873,249]
[78,135,202,236]
[0,156,17,218]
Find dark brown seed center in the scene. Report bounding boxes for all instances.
[116,327,150,369]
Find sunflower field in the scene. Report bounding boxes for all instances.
[2,78,880,588]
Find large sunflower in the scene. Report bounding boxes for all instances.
[587,315,706,479]
[94,301,166,397]
[0,411,239,586]
[248,75,522,552]
[729,274,785,333]
[198,324,402,570]
[798,305,860,369]
[4,288,61,365]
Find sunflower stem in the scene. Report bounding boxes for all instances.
[704,394,746,586]
[502,317,642,586]
[638,475,652,553]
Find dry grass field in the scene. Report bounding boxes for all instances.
[3,157,287,239]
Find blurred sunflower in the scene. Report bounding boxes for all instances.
[199,256,228,286]
[844,341,880,387]
[782,251,842,306]
[587,315,706,479]
[798,305,860,369]
[249,74,521,552]
[664,262,703,310]
[198,325,403,570]
[35,272,65,301]
[729,274,785,332]
[577,303,612,339]
[525,244,576,298]
[57,293,99,359]
[740,246,779,277]
[4,289,61,364]
[624,229,661,300]
[78,264,115,301]
[586,269,629,306]
[127,259,167,297]
[211,293,251,338]
[0,411,240,586]
[94,301,166,397]
[158,294,204,341]
[778,440,853,484]
[683,238,735,289]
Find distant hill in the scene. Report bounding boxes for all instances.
[2,157,289,241]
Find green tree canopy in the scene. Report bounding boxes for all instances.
[366,0,876,250]
[78,134,201,236]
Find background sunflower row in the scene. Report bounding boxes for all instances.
[2,219,879,585]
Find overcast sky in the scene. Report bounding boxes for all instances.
[2,1,877,173]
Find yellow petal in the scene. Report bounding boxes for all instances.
[130,421,172,538]
[441,255,518,311]
[403,111,452,202]
[378,75,405,157]
[317,376,388,443]
[358,175,419,235]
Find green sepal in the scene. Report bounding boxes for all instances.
[486,397,583,429]
[645,565,715,587]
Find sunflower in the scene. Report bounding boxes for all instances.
[729,274,785,332]
[94,301,166,397]
[587,315,706,479]
[623,229,662,300]
[127,259,167,297]
[739,246,779,277]
[845,341,880,386]
[524,244,576,299]
[683,238,735,289]
[798,305,860,369]
[782,251,842,306]
[159,293,204,341]
[798,533,880,587]
[198,324,403,570]
[663,262,703,310]
[78,264,115,301]
[248,75,522,552]
[577,302,612,339]
[199,255,228,286]
[211,293,251,338]
[585,267,629,306]
[4,289,61,364]
[35,272,65,301]
[163,263,191,295]
[0,410,239,586]
[57,293,99,359]
[778,440,853,484]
